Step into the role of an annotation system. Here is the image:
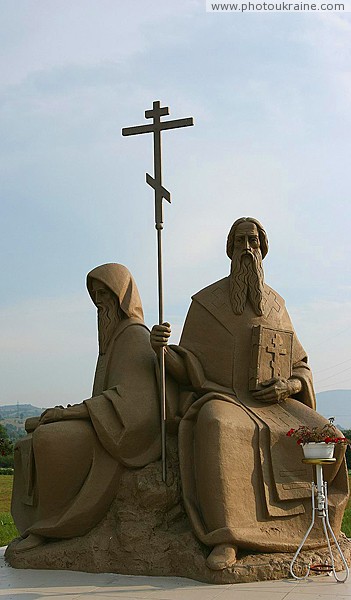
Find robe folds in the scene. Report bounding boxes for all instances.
[169,277,349,552]
[12,264,161,540]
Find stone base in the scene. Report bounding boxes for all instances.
[5,438,351,584]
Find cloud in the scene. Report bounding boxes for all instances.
[0,0,201,86]
[0,293,97,406]
[289,299,351,391]
[0,3,350,406]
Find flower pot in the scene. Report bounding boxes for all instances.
[302,442,335,459]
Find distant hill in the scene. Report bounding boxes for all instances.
[316,390,351,429]
[0,404,43,420]
[0,404,44,442]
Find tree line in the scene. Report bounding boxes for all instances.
[0,423,14,468]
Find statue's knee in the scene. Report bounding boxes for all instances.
[32,422,95,475]
[197,400,224,430]
[197,400,254,436]
[32,423,58,454]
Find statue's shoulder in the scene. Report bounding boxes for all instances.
[186,277,232,325]
[191,277,229,305]
[192,280,285,305]
[263,283,286,309]
[189,278,287,321]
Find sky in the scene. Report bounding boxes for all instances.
[0,1,350,410]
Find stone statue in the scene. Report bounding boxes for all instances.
[7,222,350,583]
[11,263,160,551]
[151,217,349,571]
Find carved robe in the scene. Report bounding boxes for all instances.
[170,277,348,551]
[12,264,160,539]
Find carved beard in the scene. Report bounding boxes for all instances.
[230,249,265,316]
[97,303,120,355]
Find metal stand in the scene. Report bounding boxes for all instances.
[290,458,349,583]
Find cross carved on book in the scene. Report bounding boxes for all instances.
[266,333,287,378]
[249,326,293,391]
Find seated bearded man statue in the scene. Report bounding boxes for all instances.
[11,263,160,552]
[151,217,349,571]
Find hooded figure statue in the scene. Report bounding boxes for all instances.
[11,264,160,552]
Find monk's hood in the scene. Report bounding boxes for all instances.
[87,263,144,321]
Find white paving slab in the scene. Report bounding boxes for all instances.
[1,547,351,599]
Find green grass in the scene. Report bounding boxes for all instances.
[0,512,18,546]
[0,475,18,546]
[341,482,351,537]
[0,475,13,512]
[341,509,351,537]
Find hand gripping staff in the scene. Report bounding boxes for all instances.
[122,101,194,482]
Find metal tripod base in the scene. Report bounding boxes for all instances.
[290,461,349,583]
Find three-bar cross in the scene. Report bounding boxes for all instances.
[122,101,194,482]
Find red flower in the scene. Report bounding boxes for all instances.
[286,429,295,437]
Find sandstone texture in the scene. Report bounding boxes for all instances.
[5,437,351,584]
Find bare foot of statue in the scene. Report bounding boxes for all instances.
[206,544,238,570]
[15,534,46,552]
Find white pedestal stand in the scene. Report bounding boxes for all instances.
[290,458,349,583]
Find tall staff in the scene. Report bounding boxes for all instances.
[122,101,194,482]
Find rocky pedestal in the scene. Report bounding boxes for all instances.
[5,437,351,584]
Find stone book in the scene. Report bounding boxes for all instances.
[249,325,293,391]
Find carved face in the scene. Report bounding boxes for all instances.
[90,279,122,354]
[90,280,114,309]
[233,222,260,258]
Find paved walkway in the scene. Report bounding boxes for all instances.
[1,547,351,600]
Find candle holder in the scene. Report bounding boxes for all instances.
[289,457,349,583]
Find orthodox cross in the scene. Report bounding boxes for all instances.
[122,101,194,482]
[267,333,287,378]
[262,290,281,319]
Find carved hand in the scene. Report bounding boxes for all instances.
[150,322,171,353]
[39,404,89,425]
[25,416,41,433]
[252,377,302,404]
[39,407,65,424]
